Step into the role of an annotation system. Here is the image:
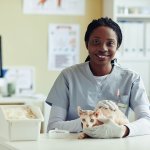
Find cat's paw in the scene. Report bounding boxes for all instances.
[78,132,87,139]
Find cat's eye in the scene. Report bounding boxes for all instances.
[90,119,94,122]
[82,119,86,122]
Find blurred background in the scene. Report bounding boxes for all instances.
[0,0,102,96]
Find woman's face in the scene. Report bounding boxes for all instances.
[87,26,118,66]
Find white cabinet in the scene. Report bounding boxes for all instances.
[103,0,150,59]
[102,0,150,97]
[103,0,150,21]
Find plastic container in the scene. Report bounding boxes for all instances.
[0,105,44,141]
[48,129,70,139]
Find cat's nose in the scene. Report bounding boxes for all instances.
[86,124,89,127]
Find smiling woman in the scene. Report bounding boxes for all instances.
[46,17,150,139]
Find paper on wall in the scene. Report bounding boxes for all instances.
[23,0,85,15]
[48,24,80,71]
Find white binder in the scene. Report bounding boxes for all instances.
[145,23,150,57]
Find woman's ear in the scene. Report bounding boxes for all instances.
[117,43,120,50]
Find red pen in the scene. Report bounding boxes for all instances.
[116,89,120,104]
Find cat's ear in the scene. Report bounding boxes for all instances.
[94,109,102,118]
[94,111,99,118]
[77,106,82,116]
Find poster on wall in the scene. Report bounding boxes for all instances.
[23,0,85,15]
[48,24,80,71]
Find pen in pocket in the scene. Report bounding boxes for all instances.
[116,88,120,104]
[116,89,127,108]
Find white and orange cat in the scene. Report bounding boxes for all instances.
[78,103,129,139]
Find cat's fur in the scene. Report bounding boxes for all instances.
[77,105,129,139]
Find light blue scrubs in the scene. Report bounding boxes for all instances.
[46,61,150,121]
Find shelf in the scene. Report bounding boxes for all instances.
[117,57,150,62]
[116,14,150,22]
[116,14,150,19]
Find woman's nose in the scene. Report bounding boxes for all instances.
[98,44,108,52]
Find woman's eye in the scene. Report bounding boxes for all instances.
[90,119,94,122]
[90,39,100,45]
[93,39,100,44]
[107,41,115,47]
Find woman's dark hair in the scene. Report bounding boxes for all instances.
[84,17,122,49]
[84,17,122,63]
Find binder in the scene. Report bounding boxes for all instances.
[145,23,150,57]
[136,22,144,58]
[118,22,144,60]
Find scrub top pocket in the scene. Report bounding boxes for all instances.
[117,95,129,114]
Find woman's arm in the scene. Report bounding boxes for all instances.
[47,105,82,133]
[125,105,150,136]
[126,76,150,136]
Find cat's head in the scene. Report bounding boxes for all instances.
[77,106,100,128]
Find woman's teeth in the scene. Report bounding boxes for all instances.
[98,55,106,58]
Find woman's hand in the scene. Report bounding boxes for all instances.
[83,117,129,138]
[95,100,118,111]
[122,125,129,137]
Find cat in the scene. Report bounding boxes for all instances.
[77,103,129,139]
